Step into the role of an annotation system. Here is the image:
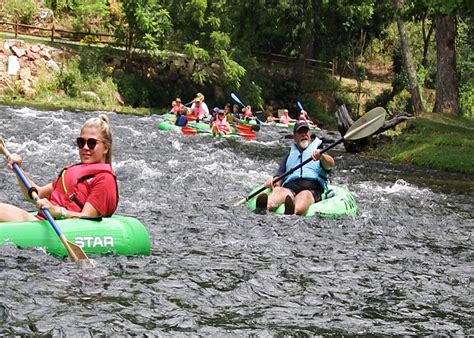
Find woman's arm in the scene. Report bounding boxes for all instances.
[7,153,53,202]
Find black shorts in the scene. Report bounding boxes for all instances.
[283,179,324,202]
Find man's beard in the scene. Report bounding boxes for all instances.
[299,140,310,149]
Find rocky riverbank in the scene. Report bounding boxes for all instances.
[0,39,60,98]
[0,38,130,111]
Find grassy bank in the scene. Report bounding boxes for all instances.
[372,114,474,175]
[0,95,159,116]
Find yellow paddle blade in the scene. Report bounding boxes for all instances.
[226,196,247,206]
[60,235,96,268]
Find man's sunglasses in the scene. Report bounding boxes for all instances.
[76,137,102,150]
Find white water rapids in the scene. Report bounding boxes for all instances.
[0,105,472,335]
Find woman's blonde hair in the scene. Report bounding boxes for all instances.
[81,114,113,163]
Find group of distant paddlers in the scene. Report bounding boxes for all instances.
[169,93,319,136]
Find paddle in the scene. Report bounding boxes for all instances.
[296,100,319,128]
[231,92,245,108]
[297,100,304,111]
[230,92,263,127]
[0,138,95,267]
[230,107,387,206]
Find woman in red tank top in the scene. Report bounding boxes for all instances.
[0,114,118,222]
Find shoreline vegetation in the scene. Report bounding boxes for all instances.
[0,37,472,176]
[372,115,473,176]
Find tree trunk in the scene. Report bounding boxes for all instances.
[334,105,414,152]
[293,0,315,88]
[335,104,354,137]
[334,105,362,152]
[393,0,425,116]
[421,11,434,68]
[126,30,133,62]
[434,15,460,115]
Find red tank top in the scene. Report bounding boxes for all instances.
[49,163,118,216]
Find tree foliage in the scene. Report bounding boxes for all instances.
[38,0,473,117]
[71,0,109,33]
[118,0,172,56]
[2,0,39,24]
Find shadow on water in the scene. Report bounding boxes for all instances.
[0,105,472,335]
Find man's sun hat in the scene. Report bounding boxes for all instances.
[293,120,310,134]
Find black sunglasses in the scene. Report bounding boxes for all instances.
[76,137,102,150]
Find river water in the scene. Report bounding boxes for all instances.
[0,105,472,336]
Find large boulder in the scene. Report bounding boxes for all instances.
[7,56,20,75]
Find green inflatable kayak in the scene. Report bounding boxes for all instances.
[0,215,151,257]
[157,120,211,132]
[157,120,256,139]
[245,185,358,218]
[158,120,180,131]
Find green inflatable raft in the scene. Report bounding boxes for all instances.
[157,120,255,139]
[157,119,210,132]
[0,215,151,257]
[245,184,358,218]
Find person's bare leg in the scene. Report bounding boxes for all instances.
[293,190,315,215]
[268,187,292,211]
[0,203,37,222]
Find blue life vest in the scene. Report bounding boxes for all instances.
[282,138,329,191]
[175,114,187,126]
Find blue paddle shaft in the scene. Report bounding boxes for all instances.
[12,162,62,237]
[297,101,304,111]
[11,162,30,190]
[230,93,264,126]
[231,93,245,107]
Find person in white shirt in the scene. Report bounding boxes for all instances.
[190,92,210,121]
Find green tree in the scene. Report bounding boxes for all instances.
[118,0,172,59]
[71,0,110,33]
[457,15,474,116]
[411,0,474,115]
[45,0,74,13]
[117,0,246,93]
[393,0,425,115]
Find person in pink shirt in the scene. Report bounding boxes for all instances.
[211,110,231,136]
[299,110,319,129]
[299,110,310,121]
[279,109,293,124]
[190,93,210,121]
[242,105,254,121]
[170,98,185,115]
